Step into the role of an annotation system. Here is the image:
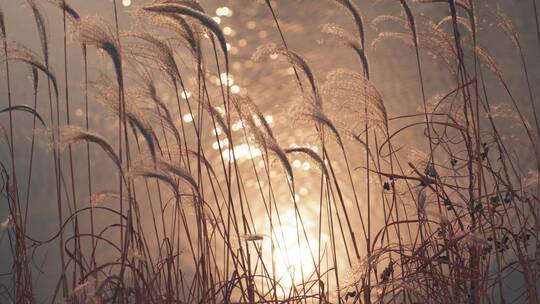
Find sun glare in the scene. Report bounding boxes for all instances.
[265,210,322,294]
[274,236,317,290]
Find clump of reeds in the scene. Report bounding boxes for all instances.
[0,0,539,303]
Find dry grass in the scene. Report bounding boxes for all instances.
[0,0,539,303]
